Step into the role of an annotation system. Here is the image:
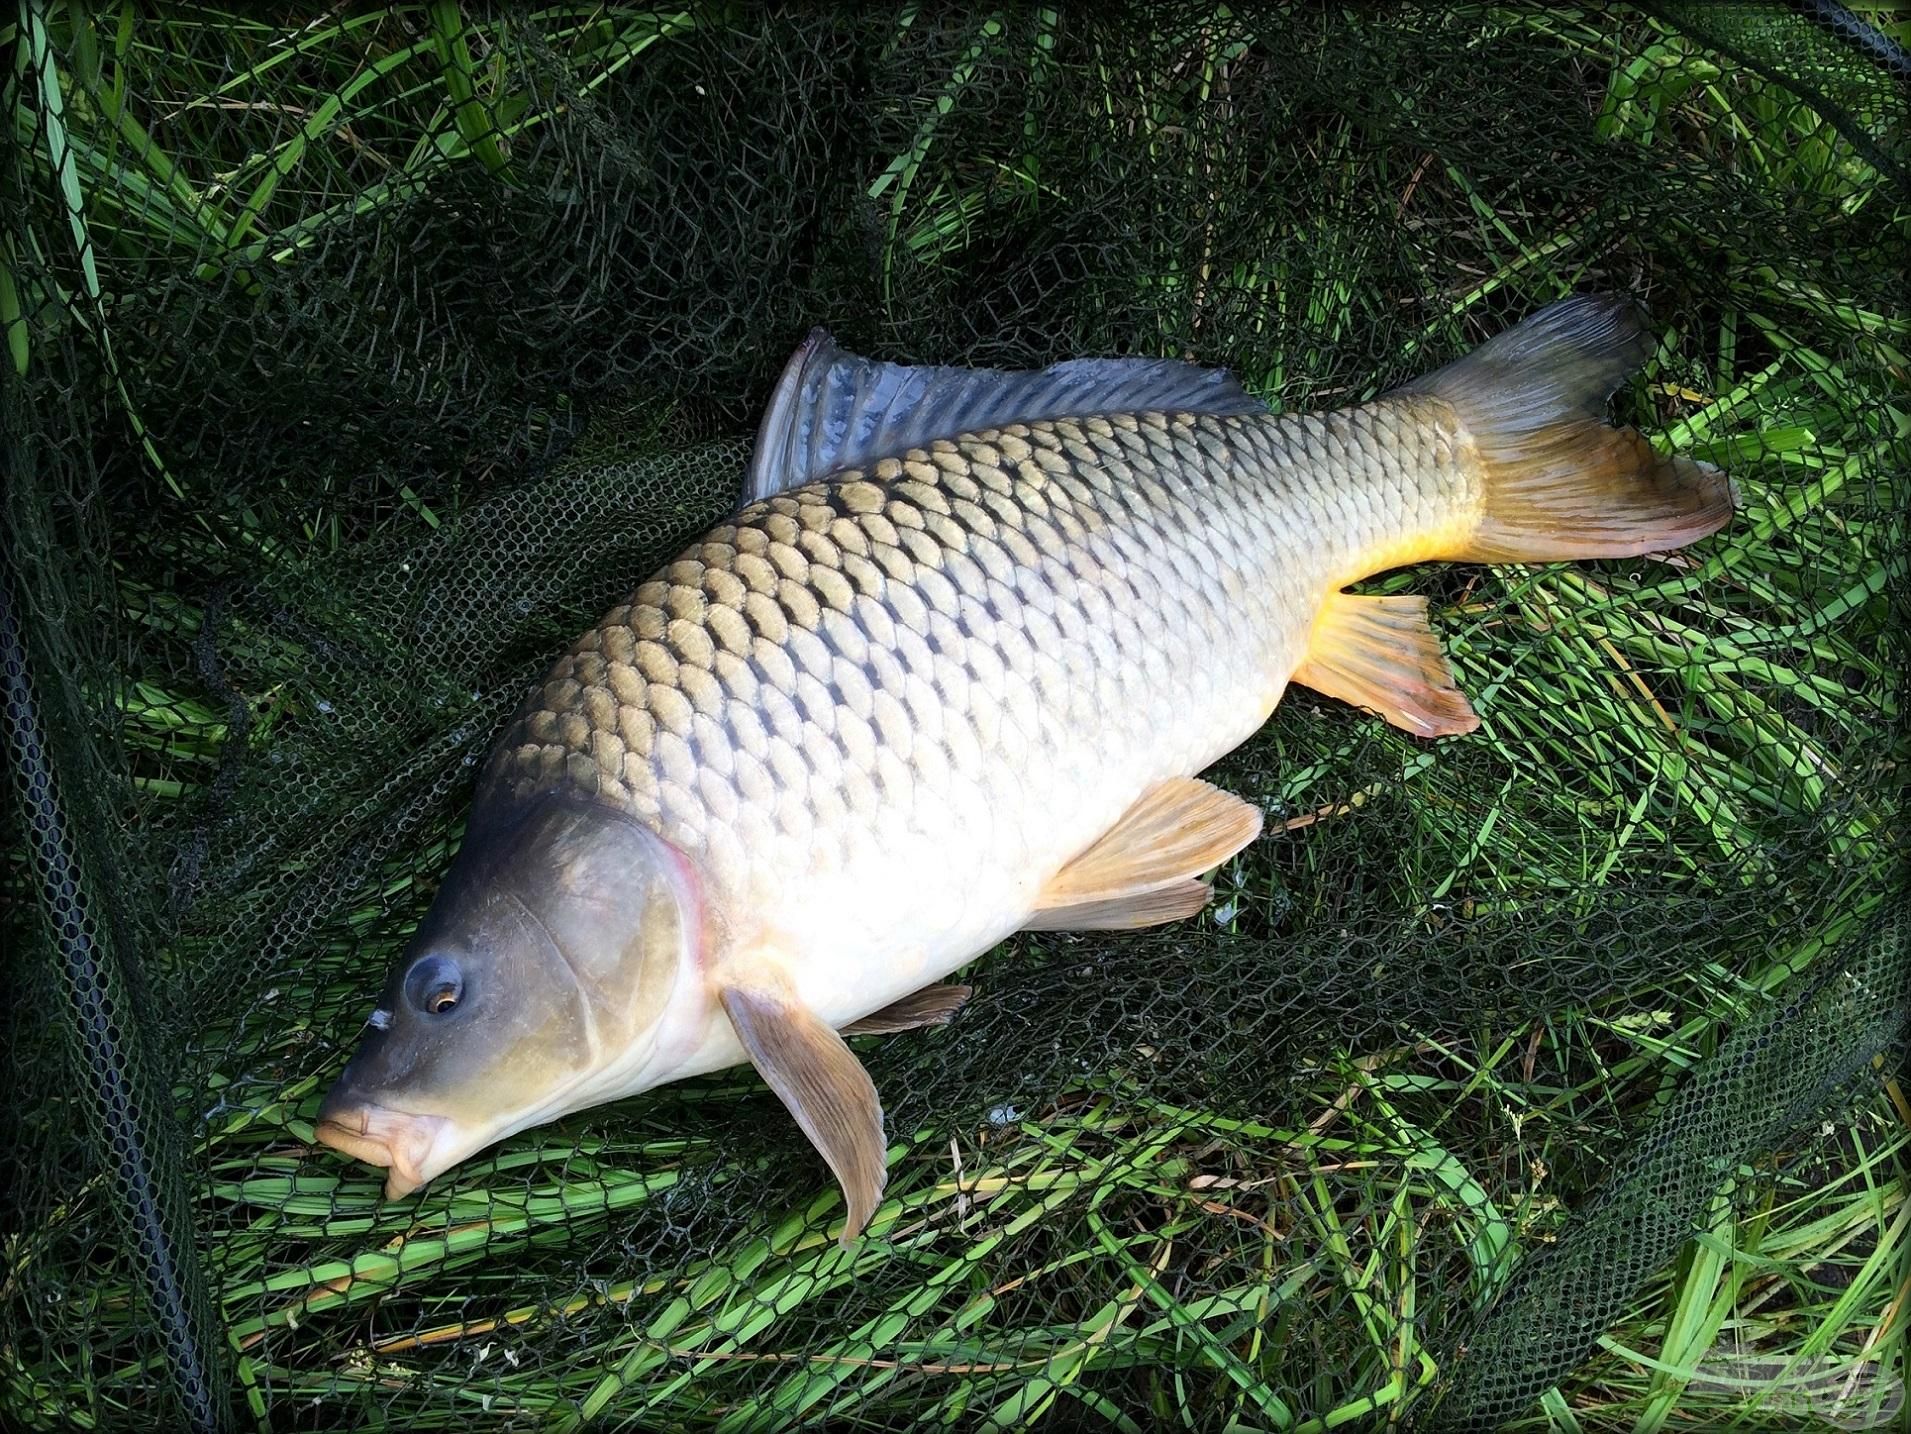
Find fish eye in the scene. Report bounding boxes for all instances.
[404,953,465,1017]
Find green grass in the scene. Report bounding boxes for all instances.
[3,4,1906,1432]
[1563,1077,1908,1433]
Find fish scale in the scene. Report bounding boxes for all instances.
[487,401,1471,1014]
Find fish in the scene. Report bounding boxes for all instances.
[315,294,1733,1241]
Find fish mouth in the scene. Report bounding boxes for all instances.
[313,1100,453,1201]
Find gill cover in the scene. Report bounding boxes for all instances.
[315,789,699,1197]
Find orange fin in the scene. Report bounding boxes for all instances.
[719,965,888,1246]
[842,983,973,1036]
[1026,778,1261,929]
[1293,592,1480,738]
[1400,293,1734,562]
[1024,879,1215,931]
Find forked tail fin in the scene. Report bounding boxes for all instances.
[1400,294,1735,562]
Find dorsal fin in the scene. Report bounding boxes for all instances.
[743,328,1267,503]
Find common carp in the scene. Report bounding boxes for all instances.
[315,295,1732,1240]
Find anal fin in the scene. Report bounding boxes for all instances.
[1026,777,1261,931]
[842,983,973,1036]
[1292,592,1480,738]
[718,964,888,1246]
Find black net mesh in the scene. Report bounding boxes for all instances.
[3,4,1906,1430]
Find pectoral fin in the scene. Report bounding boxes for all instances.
[1027,777,1261,930]
[1291,592,1480,738]
[719,969,888,1246]
[842,983,973,1036]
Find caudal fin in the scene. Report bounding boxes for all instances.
[1401,294,1734,562]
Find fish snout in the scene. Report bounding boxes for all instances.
[314,1088,451,1200]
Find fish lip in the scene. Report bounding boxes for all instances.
[314,1102,452,1201]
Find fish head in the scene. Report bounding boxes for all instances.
[315,791,701,1198]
